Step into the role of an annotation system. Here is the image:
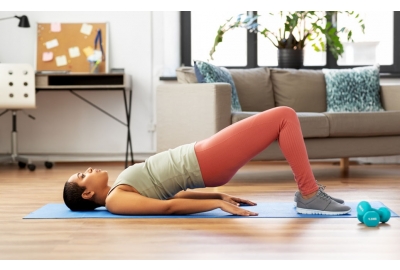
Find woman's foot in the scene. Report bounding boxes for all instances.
[295,190,351,215]
[293,182,344,206]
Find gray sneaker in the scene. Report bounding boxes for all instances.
[293,182,344,206]
[295,190,351,215]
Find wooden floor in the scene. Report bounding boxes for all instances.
[0,160,399,260]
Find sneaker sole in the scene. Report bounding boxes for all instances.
[296,207,351,215]
[293,201,344,207]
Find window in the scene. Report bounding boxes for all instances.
[181,11,400,74]
[337,12,393,66]
[191,11,248,66]
[257,11,327,67]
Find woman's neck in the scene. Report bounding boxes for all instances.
[93,186,111,206]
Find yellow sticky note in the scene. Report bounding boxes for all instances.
[80,23,93,35]
[68,46,80,58]
[45,39,59,49]
[55,55,67,67]
[83,46,94,57]
[42,52,53,62]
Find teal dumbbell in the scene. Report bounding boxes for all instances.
[356,201,391,226]
[366,206,391,224]
[363,210,380,227]
[357,201,372,216]
[357,201,372,224]
[378,207,391,223]
[357,207,379,224]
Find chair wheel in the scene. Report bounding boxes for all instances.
[44,161,53,169]
[27,164,36,171]
[18,162,27,169]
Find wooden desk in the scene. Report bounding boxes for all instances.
[35,73,134,168]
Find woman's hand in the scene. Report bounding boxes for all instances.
[220,193,257,207]
[219,201,258,216]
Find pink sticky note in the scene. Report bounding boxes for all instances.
[51,22,61,32]
[42,52,53,62]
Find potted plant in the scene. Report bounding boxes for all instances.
[209,11,365,69]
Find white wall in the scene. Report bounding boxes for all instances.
[1,11,398,165]
[0,11,180,162]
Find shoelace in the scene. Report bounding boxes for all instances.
[316,180,326,191]
[295,181,330,202]
[318,183,326,191]
[317,190,332,201]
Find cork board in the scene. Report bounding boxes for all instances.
[35,22,109,73]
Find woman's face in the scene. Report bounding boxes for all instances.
[68,167,109,192]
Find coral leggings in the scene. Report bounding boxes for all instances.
[194,106,319,196]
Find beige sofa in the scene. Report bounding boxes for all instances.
[156,67,400,174]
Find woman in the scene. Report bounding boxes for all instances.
[63,106,351,216]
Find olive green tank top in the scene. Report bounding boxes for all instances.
[107,142,205,200]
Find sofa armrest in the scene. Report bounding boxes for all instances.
[381,84,400,111]
[156,83,232,153]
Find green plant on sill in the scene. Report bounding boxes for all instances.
[209,11,365,61]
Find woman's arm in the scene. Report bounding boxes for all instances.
[105,189,258,216]
[171,190,223,200]
[172,190,257,206]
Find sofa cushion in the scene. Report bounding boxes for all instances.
[194,60,242,112]
[322,65,384,112]
[296,112,330,138]
[231,111,329,138]
[176,66,198,83]
[270,68,327,112]
[324,111,400,137]
[228,68,275,111]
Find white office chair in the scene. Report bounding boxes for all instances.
[0,63,52,171]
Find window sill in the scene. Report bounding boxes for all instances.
[380,73,400,78]
[159,73,400,81]
[159,76,178,81]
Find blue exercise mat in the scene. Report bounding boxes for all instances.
[23,201,399,219]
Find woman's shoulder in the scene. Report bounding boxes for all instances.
[105,187,145,214]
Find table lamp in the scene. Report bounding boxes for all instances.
[0,15,30,28]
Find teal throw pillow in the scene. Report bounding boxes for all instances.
[322,65,384,112]
[194,60,242,112]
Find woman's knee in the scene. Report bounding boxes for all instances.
[274,106,297,120]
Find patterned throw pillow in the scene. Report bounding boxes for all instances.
[322,65,384,112]
[194,60,242,112]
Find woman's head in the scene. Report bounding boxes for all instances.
[63,181,102,210]
[63,167,109,211]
